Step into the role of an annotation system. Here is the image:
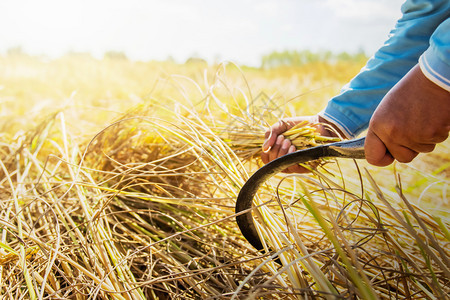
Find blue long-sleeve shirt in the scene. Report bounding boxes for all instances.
[320,0,450,139]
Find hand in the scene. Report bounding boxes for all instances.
[365,65,450,166]
[261,115,342,173]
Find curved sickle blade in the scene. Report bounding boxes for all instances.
[235,137,366,252]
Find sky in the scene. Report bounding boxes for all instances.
[0,0,405,66]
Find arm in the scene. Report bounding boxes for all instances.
[320,0,450,138]
[365,18,450,166]
[262,0,450,170]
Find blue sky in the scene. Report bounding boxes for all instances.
[0,0,404,66]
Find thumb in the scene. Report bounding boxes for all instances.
[365,130,394,167]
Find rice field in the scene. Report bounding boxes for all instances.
[0,53,448,299]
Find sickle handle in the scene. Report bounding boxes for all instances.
[236,137,366,252]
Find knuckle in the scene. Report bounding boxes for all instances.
[396,152,417,163]
[277,119,289,132]
[274,135,284,147]
[420,144,436,153]
[435,131,449,143]
[417,128,437,142]
[385,124,401,140]
[261,153,268,163]
[417,126,448,144]
[396,157,412,163]
[281,138,291,149]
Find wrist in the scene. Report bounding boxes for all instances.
[317,115,347,139]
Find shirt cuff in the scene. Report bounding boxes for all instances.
[419,47,450,92]
[318,110,356,140]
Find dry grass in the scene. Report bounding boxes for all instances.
[0,55,448,299]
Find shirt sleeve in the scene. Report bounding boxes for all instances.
[319,0,450,138]
[419,18,450,92]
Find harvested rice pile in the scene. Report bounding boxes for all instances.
[0,63,448,299]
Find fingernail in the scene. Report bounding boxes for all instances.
[262,141,271,152]
[288,145,296,153]
[281,139,290,151]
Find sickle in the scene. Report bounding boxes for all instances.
[235,137,366,252]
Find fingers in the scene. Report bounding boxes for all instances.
[261,116,332,173]
[269,135,285,161]
[261,135,280,164]
[386,145,418,164]
[261,131,310,173]
[262,120,289,152]
[410,143,436,153]
[285,145,311,173]
[278,137,292,158]
[365,129,420,167]
[261,135,293,162]
[262,119,293,164]
[262,140,309,173]
[365,134,435,167]
[365,124,441,166]
[365,130,395,166]
[285,145,304,173]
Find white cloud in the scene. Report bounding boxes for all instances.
[254,1,280,17]
[324,0,402,22]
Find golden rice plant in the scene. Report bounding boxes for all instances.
[0,108,269,299]
[0,58,447,299]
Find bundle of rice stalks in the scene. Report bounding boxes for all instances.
[221,120,340,161]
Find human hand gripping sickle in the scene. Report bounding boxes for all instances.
[365,65,450,167]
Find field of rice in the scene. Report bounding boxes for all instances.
[0,53,448,299]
